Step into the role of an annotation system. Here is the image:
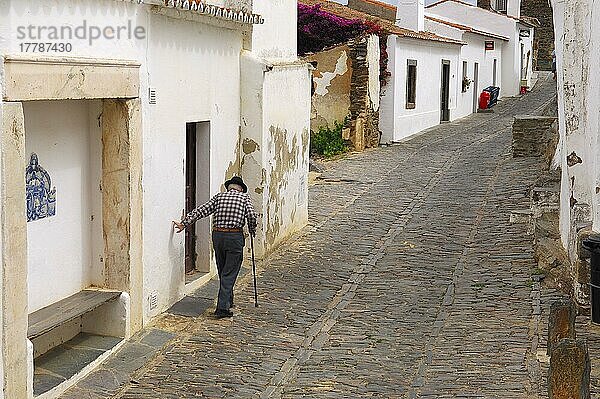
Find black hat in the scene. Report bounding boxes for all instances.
[224,176,248,193]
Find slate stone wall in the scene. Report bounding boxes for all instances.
[512,115,558,160]
[521,0,556,71]
[348,36,380,151]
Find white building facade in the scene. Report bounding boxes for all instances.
[426,0,535,97]
[381,0,463,143]
[425,16,506,120]
[380,35,462,142]
[380,0,535,143]
[0,0,310,397]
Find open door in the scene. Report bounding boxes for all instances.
[441,60,451,122]
[473,62,479,113]
[185,122,211,279]
[185,123,197,274]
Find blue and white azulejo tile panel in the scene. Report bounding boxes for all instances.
[26,153,56,222]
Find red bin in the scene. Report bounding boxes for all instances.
[479,91,491,110]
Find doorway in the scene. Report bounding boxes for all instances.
[441,60,451,122]
[185,122,211,278]
[473,62,479,113]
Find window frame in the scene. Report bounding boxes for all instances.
[462,61,468,93]
[406,59,417,109]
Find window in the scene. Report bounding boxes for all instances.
[493,59,497,86]
[494,0,507,13]
[462,61,468,93]
[406,60,417,109]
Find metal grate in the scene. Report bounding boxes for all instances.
[149,88,157,105]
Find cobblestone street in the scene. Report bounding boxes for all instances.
[62,78,560,399]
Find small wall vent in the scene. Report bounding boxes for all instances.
[149,88,157,105]
[149,291,158,310]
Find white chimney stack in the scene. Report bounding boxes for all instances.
[396,0,425,32]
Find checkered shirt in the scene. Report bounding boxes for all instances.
[182,189,258,235]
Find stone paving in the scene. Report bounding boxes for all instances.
[61,78,561,399]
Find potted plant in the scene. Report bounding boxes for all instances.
[462,76,472,92]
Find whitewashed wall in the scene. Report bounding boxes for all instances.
[23,100,103,313]
[551,0,600,264]
[380,36,461,143]
[519,25,535,90]
[242,0,310,257]
[252,0,296,61]
[3,0,246,321]
[426,1,524,96]
[507,0,521,18]
[367,34,381,119]
[261,66,310,251]
[426,20,504,120]
[550,0,570,249]
[143,12,243,318]
[458,34,503,119]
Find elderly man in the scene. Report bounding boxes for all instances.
[173,176,257,318]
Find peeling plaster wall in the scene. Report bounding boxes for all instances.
[305,44,352,132]
[242,0,309,259]
[262,65,311,252]
[552,0,587,254]
[367,35,381,123]
[0,57,6,399]
[240,53,311,258]
[550,0,600,305]
[305,34,381,151]
[380,36,461,143]
[240,52,267,255]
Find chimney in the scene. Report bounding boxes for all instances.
[396,0,425,32]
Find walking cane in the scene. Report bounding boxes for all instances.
[250,234,259,307]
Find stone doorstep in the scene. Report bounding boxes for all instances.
[34,333,124,399]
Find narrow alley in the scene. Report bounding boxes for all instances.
[62,78,559,399]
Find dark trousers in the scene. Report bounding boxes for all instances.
[212,231,245,311]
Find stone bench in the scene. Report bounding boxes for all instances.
[27,289,131,397]
[28,289,131,360]
[28,289,121,340]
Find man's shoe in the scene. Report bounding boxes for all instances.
[214,309,234,319]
